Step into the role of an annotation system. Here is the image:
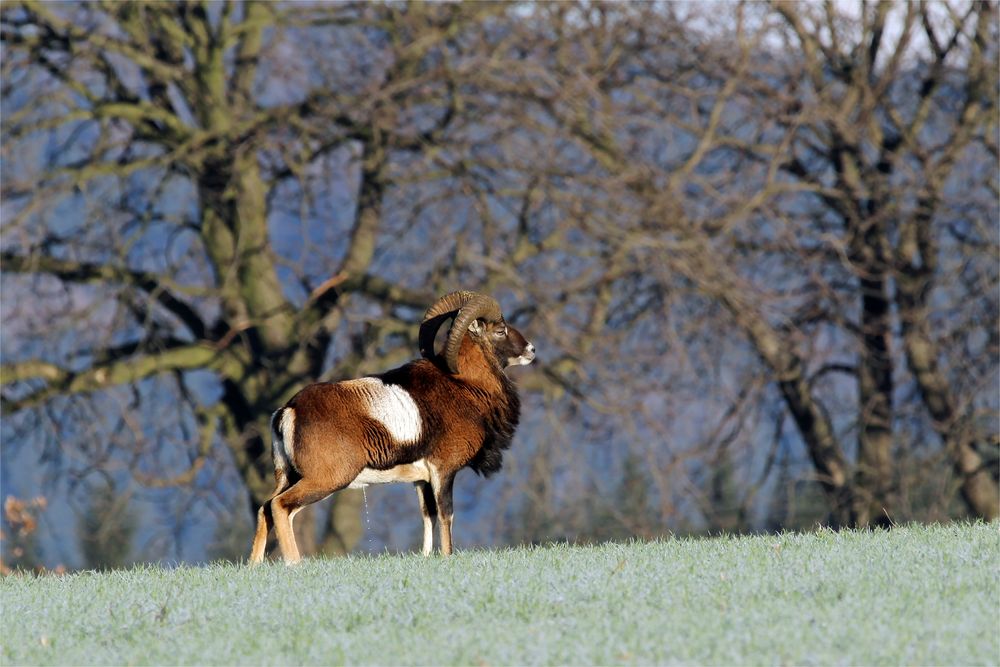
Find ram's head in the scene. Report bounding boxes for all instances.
[419,291,535,373]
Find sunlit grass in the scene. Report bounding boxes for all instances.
[1,522,997,666]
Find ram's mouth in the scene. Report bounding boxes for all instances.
[509,348,536,367]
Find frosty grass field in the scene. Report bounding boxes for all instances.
[1,522,997,666]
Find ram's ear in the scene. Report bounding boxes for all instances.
[468,319,485,337]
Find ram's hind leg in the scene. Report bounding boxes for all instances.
[414,481,437,556]
[271,481,321,565]
[249,501,274,564]
[272,465,363,564]
[250,471,292,564]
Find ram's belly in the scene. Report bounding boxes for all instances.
[348,458,431,489]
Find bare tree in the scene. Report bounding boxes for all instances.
[2,1,995,562]
[485,1,997,528]
[1,1,515,555]
[757,1,999,522]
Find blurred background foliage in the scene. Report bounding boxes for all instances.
[0,1,997,570]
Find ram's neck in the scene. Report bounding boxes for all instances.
[455,338,505,393]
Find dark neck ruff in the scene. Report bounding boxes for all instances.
[468,371,521,477]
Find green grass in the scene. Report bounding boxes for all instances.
[2,523,997,666]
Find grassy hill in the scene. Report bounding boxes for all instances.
[1,523,997,665]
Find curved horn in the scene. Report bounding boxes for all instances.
[443,293,502,374]
[419,291,477,361]
[418,291,502,373]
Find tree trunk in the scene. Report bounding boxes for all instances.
[852,215,895,527]
[320,489,365,556]
[896,230,999,520]
[897,288,999,520]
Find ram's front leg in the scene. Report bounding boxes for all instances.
[431,470,456,556]
[414,481,437,556]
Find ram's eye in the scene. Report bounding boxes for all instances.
[495,328,507,338]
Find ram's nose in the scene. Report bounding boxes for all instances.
[508,342,536,367]
[523,342,536,363]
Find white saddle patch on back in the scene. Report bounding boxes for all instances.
[350,377,423,444]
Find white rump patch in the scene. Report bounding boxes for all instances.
[272,408,296,474]
[351,377,423,444]
[281,409,296,461]
[348,458,431,489]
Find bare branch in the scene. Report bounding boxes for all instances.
[1,252,210,339]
